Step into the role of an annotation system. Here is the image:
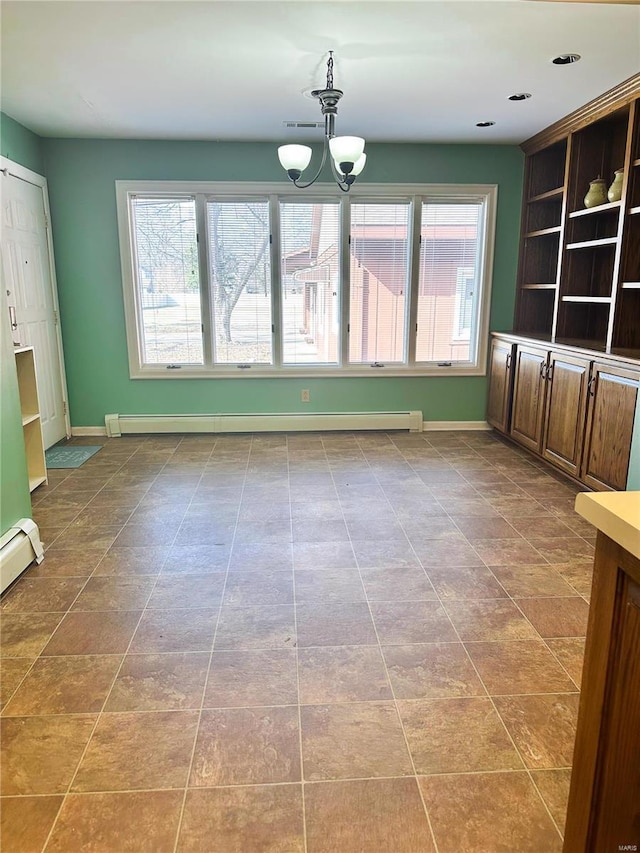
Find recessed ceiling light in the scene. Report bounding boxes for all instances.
[552,54,581,65]
[509,93,532,101]
[476,121,495,128]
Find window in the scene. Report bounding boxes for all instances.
[130,197,203,365]
[349,202,410,364]
[207,200,272,364]
[280,200,340,365]
[415,202,483,364]
[118,182,496,377]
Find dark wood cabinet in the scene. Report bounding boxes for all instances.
[564,505,640,853]
[589,574,640,851]
[486,337,514,433]
[581,362,639,491]
[541,351,590,477]
[488,333,639,491]
[509,344,548,452]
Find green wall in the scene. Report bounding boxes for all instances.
[42,138,524,426]
[1,112,45,175]
[0,114,38,535]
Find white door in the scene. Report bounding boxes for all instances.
[1,169,67,448]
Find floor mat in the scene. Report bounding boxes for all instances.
[45,445,103,468]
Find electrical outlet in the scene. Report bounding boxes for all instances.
[301,389,310,403]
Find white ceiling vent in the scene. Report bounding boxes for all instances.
[283,121,324,130]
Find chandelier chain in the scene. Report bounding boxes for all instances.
[326,51,334,89]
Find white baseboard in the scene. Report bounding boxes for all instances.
[0,520,43,593]
[75,418,491,436]
[71,427,107,437]
[104,411,424,436]
[423,420,491,431]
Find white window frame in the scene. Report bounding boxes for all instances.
[116,181,497,379]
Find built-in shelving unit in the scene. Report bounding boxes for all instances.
[513,74,640,359]
[15,347,47,492]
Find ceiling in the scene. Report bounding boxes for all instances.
[1,0,639,145]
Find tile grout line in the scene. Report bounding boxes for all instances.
[342,437,442,853]
[437,436,569,842]
[2,450,142,850]
[0,764,578,803]
[169,435,251,853]
[0,691,582,720]
[3,431,587,850]
[464,436,577,841]
[25,441,150,852]
[0,449,151,730]
[287,434,308,853]
[405,432,569,842]
[39,435,202,852]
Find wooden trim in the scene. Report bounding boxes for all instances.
[490,331,640,368]
[522,73,640,155]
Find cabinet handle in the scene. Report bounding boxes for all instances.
[546,363,554,382]
[587,376,596,397]
[540,362,548,380]
[506,353,512,370]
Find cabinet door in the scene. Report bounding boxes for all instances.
[581,363,639,491]
[590,575,640,851]
[486,338,514,433]
[510,344,548,453]
[541,351,590,477]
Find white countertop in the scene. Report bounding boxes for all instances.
[575,491,640,561]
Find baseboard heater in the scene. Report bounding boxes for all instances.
[105,411,423,437]
[0,519,44,594]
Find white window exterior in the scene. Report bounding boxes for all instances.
[116,181,497,378]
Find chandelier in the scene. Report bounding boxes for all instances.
[277,52,366,193]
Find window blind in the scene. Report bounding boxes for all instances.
[130,197,203,364]
[348,202,410,364]
[279,201,341,365]
[416,202,481,363]
[207,201,272,364]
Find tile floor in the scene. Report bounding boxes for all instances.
[0,430,594,852]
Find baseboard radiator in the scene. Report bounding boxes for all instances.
[105,411,423,437]
[0,519,44,593]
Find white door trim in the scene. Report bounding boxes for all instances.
[1,156,70,439]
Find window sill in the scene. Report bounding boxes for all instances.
[129,364,486,379]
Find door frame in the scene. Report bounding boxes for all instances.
[1,155,70,440]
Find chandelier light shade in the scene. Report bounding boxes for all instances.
[328,135,365,170]
[352,153,367,176]
[278,52,366,192]
[277,144,313,177]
